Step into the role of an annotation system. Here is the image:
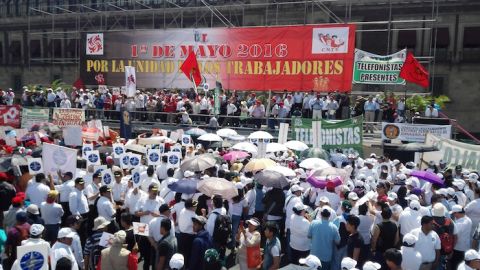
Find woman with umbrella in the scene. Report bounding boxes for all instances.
[236,218,262,270]
[229,182,247,247]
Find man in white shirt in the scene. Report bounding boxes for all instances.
[135,184,164,225]
[68,178,89,217]
[156,156,169,181]
[243,180,256,219]
[26,173,51,206]
[206,195,227,237]
[400,233,422,270]
[177,199,197,269]
[398,200,423,237]
[410,216,441,269]
[84,172,101,206]
[450,205,473,269]
[60,97,71,108]
[124,182,146,216]
[141,166,161,193]
[112,170,128,205]
[50,228,80,270]
[284,184,303,260]
[97,186,115,222]
[425,105,439,118]
[65,215,84,269]
[289,203,311,264]
[148,204,175,247]
[40,190,64,243]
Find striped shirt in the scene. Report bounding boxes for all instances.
[84,231,103,270]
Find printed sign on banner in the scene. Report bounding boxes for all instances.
[113,143,125,158]
[28,158,43,175]
[0,105,21,128]
[17,243,49,270]
[21,108,50,130]
[131,168,142,188]
[52,108,85,127]
[129,154,142,167]
[133,222,150,236]
[101,169,114,187]
[82,143,94,159]
[86,150,101,166]
[42,143,78,176]
[125,66,137,97]
[147,148,162,166]
[382,122,452,142]
[63,126,83,146]
[353,49,407,85]
[167,152,181,169]
[181,134,192,146]
[120,154,130,169]
[99,232,114,247]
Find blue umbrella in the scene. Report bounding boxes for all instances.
[168,179,198,194]
[185,128,207,137]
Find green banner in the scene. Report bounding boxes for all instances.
[292,116,363,156]
[21,108,50,130]
[353,49,406,85]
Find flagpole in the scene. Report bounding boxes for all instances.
[190,72,198,96]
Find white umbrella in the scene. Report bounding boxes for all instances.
[232,142,258,154]
[198,133,223,142]
[284,140,309,152]
[299,158,331,170]
[248,131,273,140]
[216,128,238,138]
[266,143,288,153]
[265,166,296,177]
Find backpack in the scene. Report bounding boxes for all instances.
[212,212,232,245]
[89,196,101,221]
[433,218,454,254]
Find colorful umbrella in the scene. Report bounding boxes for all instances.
[223,151,250,162]
[180,154,217,172]
[168,179,198,194]
[307,176,342,189]
[244,158,277,172]
[309,167,349,181]
[197,177,238,199]
[254,170,289,189]
[410,170,444,185]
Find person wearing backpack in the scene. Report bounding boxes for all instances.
[4,212,31,269]
[84,217,110,270]
[190,215,213,270]
[431,203,457,270]
[207,195,231,261]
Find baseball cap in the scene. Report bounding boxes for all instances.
[465,250,480,261]
[402,233,417,247]
[341,257,357,270]
[57,228,75,239]
[159,204,171,213]
[75,178,85,184]
[299,255,321,268]
[318,196,330,204]
[409,200,421,211]
[291,184,304,193]
[246,217,261,227]
[30,224,45,236]
[452,180,465,190]
[192,215,207,225]
[93,216,111,230]
[27,204,40,215]
[184,199,198,208]
[169,253,185,270]
[348,192,359,201]
[99,185,111,193]
[363,261,381,270]
[407,194,420,201]
[16,211,28,223]
[468,173,479,183]
[149,184,159,191]
[293,203,307,212]
[342,200,353,211]
[450,204,464,214]
[387,193,398,201]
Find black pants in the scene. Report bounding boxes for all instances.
[450,250,464,270]
[60,201,71,226]
[139,235,154,270]
[178,232,195,268]
[290,248,309,265]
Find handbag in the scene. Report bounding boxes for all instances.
[246,245,262,268]
[128,250,138,270]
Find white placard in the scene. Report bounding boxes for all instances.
[112,143,125,158]
[63,126,83,146]
[181,134,192,146]
[42,143,78,177]
[17,243,49,270]
[171,144,182,153]
[158,143,165,154]
[120,154,130,169]
[125,66,137,97]
[167,152,181,169]
[278,123,289,144]
[147,148,162,166]
[133,222,150,236]
[86,150,101,166]
[99,232,114,247]
[129,153,142,167]
[82,143,94,159]
[169,131,180,143]
[5,136,17,146]
[101,169,114,187]
[94,165,107,176]
[28,158,44,175]
[131,168,142,188]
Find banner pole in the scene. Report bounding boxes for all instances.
[266,90,272,131]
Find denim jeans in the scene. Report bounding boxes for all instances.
[231,215,242,245]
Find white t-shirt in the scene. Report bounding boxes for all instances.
[40,202,64,225]
[453,216,472,251]
[178,208,197,234]
[50,242,80,270]
[149,215,175,242]
[400,246,422,270]
[124,189,146,215]
[244,189,256,216]
[289,214,311,251]
[135,196,165,224]
[398,208,422,235]
[229,199,247,217]
[410,228,441,263]
[26,181,50,206]
[284,195,302,229]
[97,196,115,221]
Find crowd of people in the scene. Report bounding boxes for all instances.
[0,86,439,130]
[0,120,478,270]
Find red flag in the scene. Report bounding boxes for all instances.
[72,78,86,90]
[180,51,202,87]
[400,52,429,88]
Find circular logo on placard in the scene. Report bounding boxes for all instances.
[29,161,41,172]
[182,137,190,144]
[114,147,124,155]
[263,138,270,143]
[83,147,92,155]
[95,168,104,175]
[159,146,164,153]
[172,148,181,153]
[250,139,258,143]
[20,251,44,270]
[53,149,67,166]
[149,152,160,162]
[383,124,400,140]
[88,154,99,163]
[122,156,129,165]
[103,173,112,185]
[132,172,140,184]
[130,156,140,166]
[169,155,179,165]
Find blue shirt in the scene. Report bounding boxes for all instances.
[255,187,265,212]
[308,219,340,262]
[364,101,377,111]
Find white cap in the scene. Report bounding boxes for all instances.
[291,184,304,193]
[392,159,401,166]
[409,200,421,211]
[169,253,185,269]
[348,192,359,201]
[387,192,398,201]
[363,261,381,270]
[436,189,448,196]
[293,203,307,212]
[407,194,420,201]
[30,224,45,236]
[432,203,446,217]
[357,174,366,180]
[26,204,40,215]
[235,182,244,189]
[397,173,407,180]
[184,171,195,178]
[57,228,75,239]
[452,180,465,190]
[465,249,480,261]
[468,173,479,183]
[402,233,418,246]
[354,180,365,188]
[447,187,455,196]
[341,257,357,270]
[450,204,464,214]
[437,173,444,179]
[318,196,330,204]
[246,218,261,227]
[299,255,322,268]
[406,177,420,188]
[240,176,253,185]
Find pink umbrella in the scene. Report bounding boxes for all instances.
[307,175,343,189]
[223,151,250,161]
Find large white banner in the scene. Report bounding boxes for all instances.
[125,66,137,97]
[382,123,452,142]
[42,143,78,176]
[422,133,480,171]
